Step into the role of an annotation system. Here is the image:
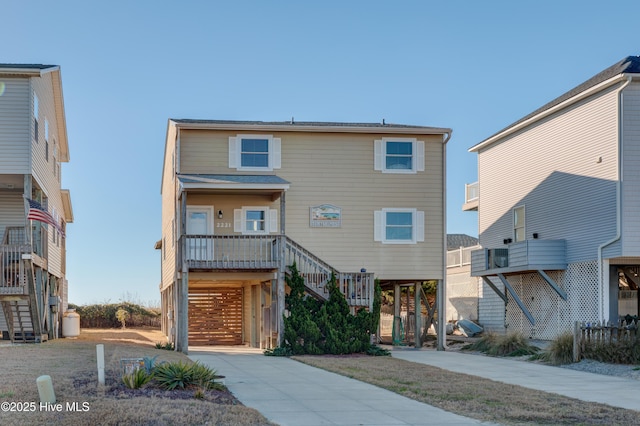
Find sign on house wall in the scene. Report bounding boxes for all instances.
[310,204,342,228]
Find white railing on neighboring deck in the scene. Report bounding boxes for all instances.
[465,182,479,203]
[0,245,29,294]
[446,245,480,268]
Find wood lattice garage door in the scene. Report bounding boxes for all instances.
[188,288,243,345]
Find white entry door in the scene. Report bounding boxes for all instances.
[186,206,214,261]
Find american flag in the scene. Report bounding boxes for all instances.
[26,198,64,236]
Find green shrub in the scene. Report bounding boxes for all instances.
[366,345,391,356]
[122,368,152,389]
[69,302,161,328]
[264,347,292,357]
[280,263,381,356]
[155,342,174,351]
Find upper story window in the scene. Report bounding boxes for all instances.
[374,138,425,173]
[229,134,281,171]
[513,205,525,242]
[33,92,39,142]
[374,208,425,244]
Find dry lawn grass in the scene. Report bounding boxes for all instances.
[295,355,640,426]
[0,328,274,426]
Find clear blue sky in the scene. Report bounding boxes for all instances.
[3,1,639,305]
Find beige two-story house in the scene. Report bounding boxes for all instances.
[159,120,451,352]
[0,64,73,343]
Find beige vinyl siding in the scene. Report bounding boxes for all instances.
[160,125,178,290]
[180,130,228,173]
[31,74,66,277]
[478,85,619,263]
[0,78,30,173]
[621,82,640,256]
[178,129,445,280]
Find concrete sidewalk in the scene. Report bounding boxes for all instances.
[391,349,640,412]
[189,347,497,426]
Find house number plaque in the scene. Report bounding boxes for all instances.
[310,204,342,228]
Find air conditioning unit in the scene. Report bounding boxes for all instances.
[488,248,509,269]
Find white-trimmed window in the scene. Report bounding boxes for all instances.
[234,207,278,235]
[513,205,525,242]
[229,135,281,171]
[33,92,39,142]
[374,138,424,173]
[374,208,424,244]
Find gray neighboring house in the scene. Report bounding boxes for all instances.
[0,64,73,343]
[463,56,640,339]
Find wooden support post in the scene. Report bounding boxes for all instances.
[573,321,580,363]
[277,271,285,346]
[414,282,421,348]
[437,278,446,351]
[393,283,400,345]
[177,269,189,354]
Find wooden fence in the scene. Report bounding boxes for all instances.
[573,318,639,362]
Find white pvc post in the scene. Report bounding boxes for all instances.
[36,375,56,403]
[96,344,105,385]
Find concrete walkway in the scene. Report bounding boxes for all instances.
[391,348,640,412]
[189,346,497,426]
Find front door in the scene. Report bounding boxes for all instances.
[186,206,214,261]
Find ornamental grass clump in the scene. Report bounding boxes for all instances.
[464,332,539,357]
[538,332,574,365]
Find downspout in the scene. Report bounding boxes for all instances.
[438,130,452,351]
[597,75,632,322]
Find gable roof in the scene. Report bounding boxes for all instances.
[170,119,452,136]
[0,64,59,75]
[471,56,640,152]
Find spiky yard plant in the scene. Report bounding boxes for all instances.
[122,368,152,389]
[153,360,193,390]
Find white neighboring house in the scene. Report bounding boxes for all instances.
[0,64,73,343]
[464,56,640,339]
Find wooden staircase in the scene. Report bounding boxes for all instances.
[1,299,41,343]
[0,250,46,344]
[284,237,374,309]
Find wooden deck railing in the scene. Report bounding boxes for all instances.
[181,234,282,270]
[179,235,374,308]
[0,244,30,295]
[285,237,374,309]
